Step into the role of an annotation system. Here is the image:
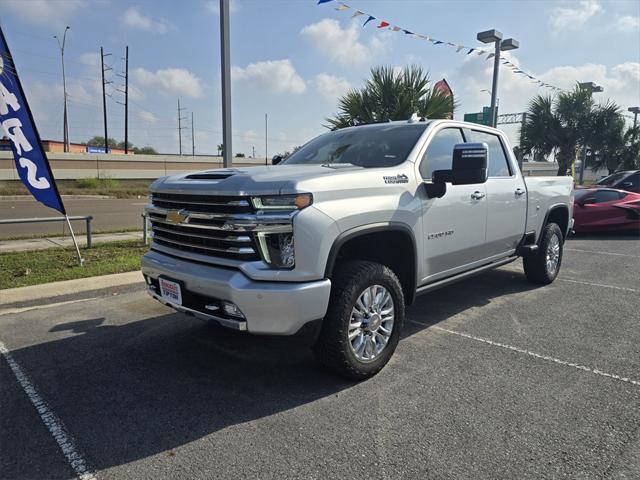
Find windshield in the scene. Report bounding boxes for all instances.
[281,124,428,168]
[596,172,626,186]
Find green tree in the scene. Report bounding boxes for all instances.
[520,86,632,176]
[521,86,601,176]
[326,66,456,130]
[132,146,158,155]
[588,102,626,174]
[87,136,119,148]
[217,144,223,156]
[620,126,640,170]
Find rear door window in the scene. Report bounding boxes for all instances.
[468,130,512,177]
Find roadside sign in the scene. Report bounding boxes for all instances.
[87,146,110,153]
[463,106,496,126]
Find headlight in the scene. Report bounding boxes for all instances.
[257,232,295,268]
[251,193,312,211]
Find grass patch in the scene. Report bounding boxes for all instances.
[0,240,148,289]
[75,177,120,189]
[0,179,151,198]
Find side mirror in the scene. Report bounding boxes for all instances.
[620,181,633,188]
[581,197,596,205]
[424,181,446,198]
[271,155,283,165]
[449,143,488,185]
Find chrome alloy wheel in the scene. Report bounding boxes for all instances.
[348,285,395,362]
[545,233,561,276]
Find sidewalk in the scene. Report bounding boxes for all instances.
[0,231,145,253]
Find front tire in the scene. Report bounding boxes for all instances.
[313,260,405,380]
[523,222,564,284]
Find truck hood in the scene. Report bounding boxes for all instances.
[150,164,369,196]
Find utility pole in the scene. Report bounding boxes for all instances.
[578,81,603,184]
[100,47,112,177]
[252,146,255,158]
[219,0,232,167]
[191,111,195,156]
[124,46,128,154]
[477,29,519,127]
[177,99,186,155]
[265,113,268,165]
[54,26,70,152]
[116,46,129,154]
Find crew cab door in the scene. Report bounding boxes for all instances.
[417,127,489,283]
[466,129,527,256]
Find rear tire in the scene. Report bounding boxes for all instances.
[313,260,404,380]
[523,222,563,284]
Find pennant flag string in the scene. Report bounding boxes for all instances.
[317,0,564,92]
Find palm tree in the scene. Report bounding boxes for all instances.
[520,86,594,176]
[588,102,626,174]
[326,66,456,130]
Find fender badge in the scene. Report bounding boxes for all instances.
[383,174,409,184]
[166,210,189,225]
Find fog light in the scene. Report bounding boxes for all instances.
[256,232,295,268]
[222,301,245,319]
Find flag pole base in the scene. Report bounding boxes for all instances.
[65,215,84,267]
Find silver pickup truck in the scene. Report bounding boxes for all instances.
[142,119,573,379]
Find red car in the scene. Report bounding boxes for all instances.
[573,188,640,233]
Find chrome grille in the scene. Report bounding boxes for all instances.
[151,192,253,214]
[147,193,293,263]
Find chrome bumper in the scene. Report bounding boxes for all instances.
[141,249,331,335]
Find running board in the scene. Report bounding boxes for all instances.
[415,256,518,296]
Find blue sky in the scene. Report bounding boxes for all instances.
[1,0,639,156]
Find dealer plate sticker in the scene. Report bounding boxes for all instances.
[159,278,182,305]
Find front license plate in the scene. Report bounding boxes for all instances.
[159,278,182,305]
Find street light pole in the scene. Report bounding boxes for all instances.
[219,0,232,168]
[477,29,519,127]
[578,81,603,184]
[629,106,640,130]
[54,26,70,152]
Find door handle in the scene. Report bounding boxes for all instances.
[515,188,525,196]
[471,191,485,200]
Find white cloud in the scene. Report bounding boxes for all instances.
[616,15,640,31]
[138,111,158,123]
[300,18,388,66]
[79,52,101,68]
[451,55,640,147]
[0,0,86,27]
[549,0,602,31]
[133,67,204,98]
[122,7,170,34]
[205,0,239,15]
[313,73,352,102]
[231,59,306,94]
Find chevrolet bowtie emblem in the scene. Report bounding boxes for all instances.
[166,210,189,225]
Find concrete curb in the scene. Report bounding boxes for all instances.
[0,271,144,305]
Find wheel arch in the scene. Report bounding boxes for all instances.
[324,223,418,305]
[541,204,570,243]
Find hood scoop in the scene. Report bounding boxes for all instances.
[185,170,237,180]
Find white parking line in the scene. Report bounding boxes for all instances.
[565,248,639,258]
[408,321,640,387]
[559,278,639,293]
[0,340,97,480]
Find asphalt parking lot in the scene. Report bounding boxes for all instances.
[1,233,639,479]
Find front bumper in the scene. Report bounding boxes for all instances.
[141,249,331,335]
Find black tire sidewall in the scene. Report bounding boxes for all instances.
[315,261,405,379]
